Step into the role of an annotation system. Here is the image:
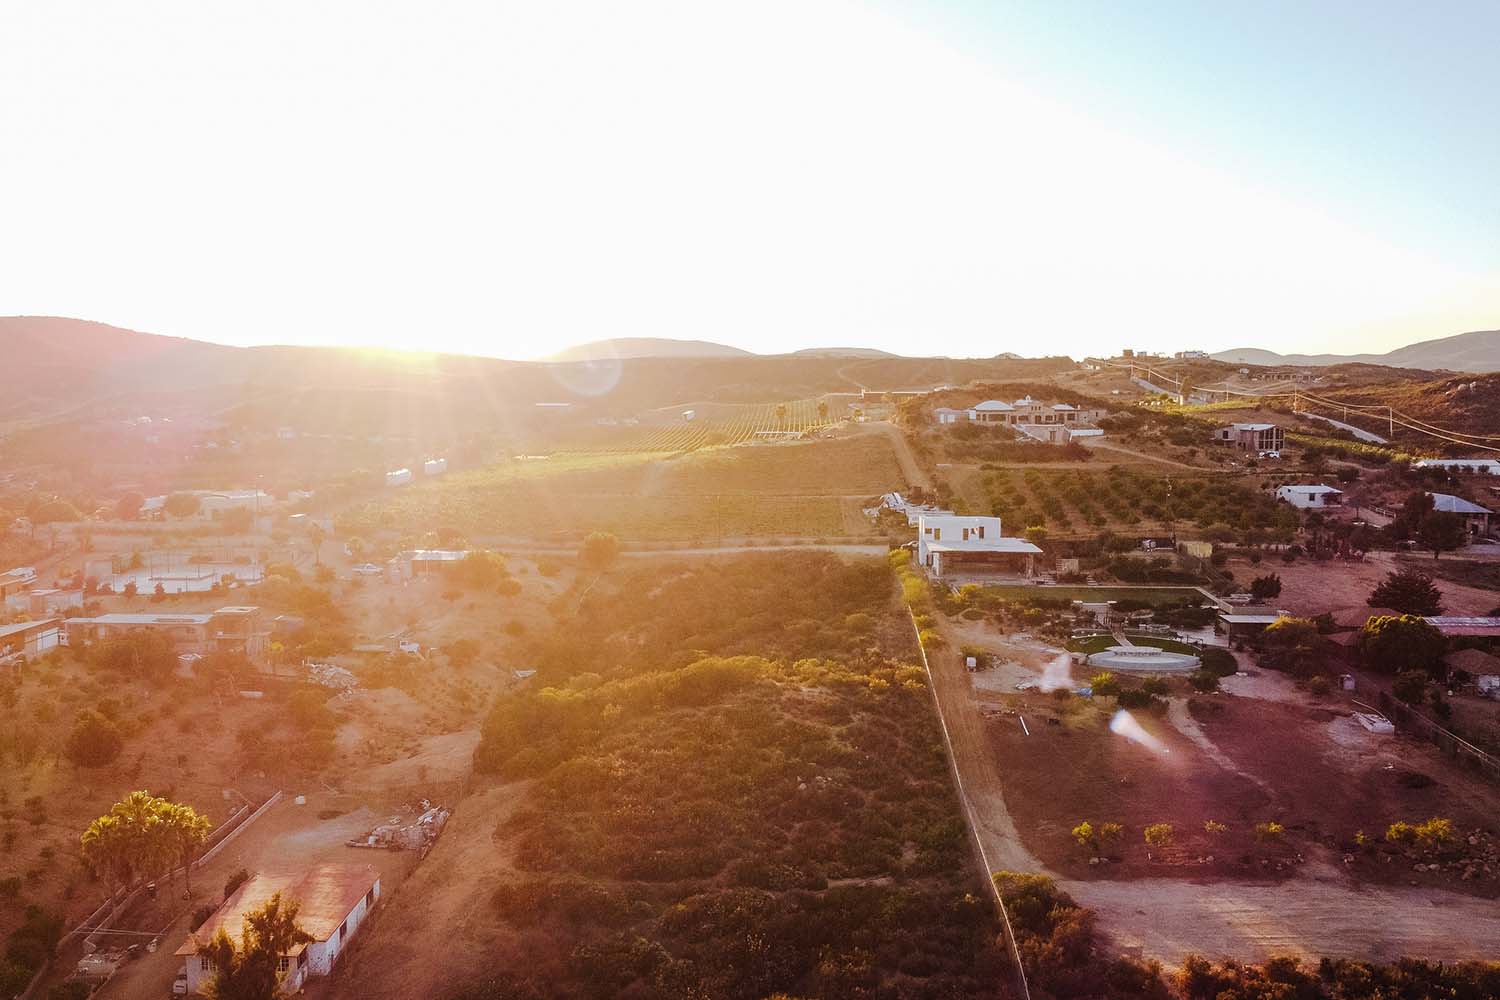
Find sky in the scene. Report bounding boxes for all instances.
[3,1,1498,361]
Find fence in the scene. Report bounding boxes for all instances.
[1376,692,1500,782]
[909,612,1032,1000]
[18,791,282,1000]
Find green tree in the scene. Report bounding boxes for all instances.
[66,710,124,768]
[197,892,312,1000]
[221,507,254,534]
[1393,669,1430,705]
[1259,616,1322,677]
[161,802,213,896]
[1023,525,1048,546]
[92,630,178,681]
[1143,823,1174,854]
[1417,511,1468,560]
[1248,573,1281,601]
[80,791,176,888]
[1358,614,1445,675]
[580,532,621,572]
[1368,569,1444,616]
[163,492,203,519]
[115,492,145,520]
[31,499,82,524]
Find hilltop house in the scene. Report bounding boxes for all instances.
[1426,493,1492,535]
[915,515,1042,579]
[1276,484,1344,509]
[63,606,268,660]
[1415,458,1500,476]
[176,864,380,995]
[945,397,1106,443]
[1215,423,1285,453]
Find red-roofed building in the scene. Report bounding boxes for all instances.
[175,864,380,994]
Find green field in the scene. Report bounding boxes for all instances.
[338,434,902,541]
[1066,632,1200,655]
[985,585,1205,605]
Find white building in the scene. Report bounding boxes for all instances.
[1415,458,1500,476]
[915,514,1043,578]
[1276,484,1344,509]
[385,468,413,487]
[177,864,381,995]
[423,458,448,476]
[933,407,965,425]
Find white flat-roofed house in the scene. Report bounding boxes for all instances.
[176,864,381,995]
[385,468,413,487]
[1427,492,1493,535]
[1276,484,1343,509]
[915,514,1043,579]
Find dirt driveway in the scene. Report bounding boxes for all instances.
[928,613,1500,966]
[93,795,414,1000]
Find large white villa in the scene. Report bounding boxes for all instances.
[915,514,1042,579]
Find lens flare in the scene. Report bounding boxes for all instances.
[1109,709,1168,754]
[1038,652,1073,692]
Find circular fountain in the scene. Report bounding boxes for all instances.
[1085,644,1200,674]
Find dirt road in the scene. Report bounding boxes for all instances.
[858,420,932,491]
[926,616,1500,966]
[1081,438,1204,469]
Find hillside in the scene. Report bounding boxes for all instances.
[785,346,901,359]
[547,337,755,361]
[1214,329,1500,373]
[0,316,242,421]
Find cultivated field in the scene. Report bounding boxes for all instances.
[338,432,906,543]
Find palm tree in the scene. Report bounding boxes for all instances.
[163,802,212,895]
[308,521,326,566]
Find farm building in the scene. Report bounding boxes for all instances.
[0,567,38,605]
[0,617,63,665]
[63,606,268,660]
[1426,493,1492,535]
[915,514,1042,579]
[933,407,965,425]
[1445,648,1500,697]
[387,549,469,580]
[385,468,413,487]
[1415,458,1500,476]
[1215,422,1284,453]
[176,864,381,995]
[1218,611,1284,640]
[1276,484,1343,509]
[423,457,448,476]
[1423,617,1500,639]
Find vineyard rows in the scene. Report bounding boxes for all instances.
[550,397,839,454]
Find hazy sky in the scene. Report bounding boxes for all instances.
[4,1,1498,360]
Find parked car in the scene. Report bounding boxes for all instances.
[173,971,189,995]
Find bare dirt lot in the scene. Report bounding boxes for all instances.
[1237,550,1498,617]
[929,609,1500,966]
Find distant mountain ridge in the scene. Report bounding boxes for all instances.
[1213,329,1500,373]
[546,338,755,361]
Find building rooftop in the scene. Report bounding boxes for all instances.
[66,613,213,626]
[1427,492,1492,515]
[1282,484,1342,494]
[0,617,62,640]
[176,864,379,956]
[1229,422,1277,431]
[1219,613,1283,624]
[1423,616,1500,637]
[1446,648,1500,676]
[969,400,1014,411]
[926,538,1043,555]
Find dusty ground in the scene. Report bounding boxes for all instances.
[316,783,529,1000]
[929,610,1500,966]
[1236,550,1498,617]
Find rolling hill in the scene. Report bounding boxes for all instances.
[1213,329,1500,373]
[546,337,755,361]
